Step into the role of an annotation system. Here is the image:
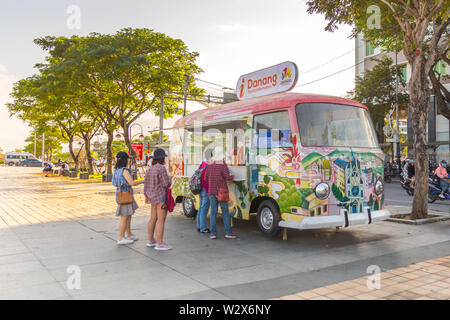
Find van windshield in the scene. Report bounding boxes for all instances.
[295,103,379,148]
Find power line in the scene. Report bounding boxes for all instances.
[301,48,356,75]
[295,60,365,88]
[194,77,234,91]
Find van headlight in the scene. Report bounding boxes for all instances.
[375,179,383,195]
[315,182,330,199]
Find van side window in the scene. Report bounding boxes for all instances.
[253,111,292,149]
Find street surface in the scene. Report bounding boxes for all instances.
[0,167,449,299]
[384,180,449,213]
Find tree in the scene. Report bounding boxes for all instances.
[7,75,88,173]
[347,56,409,139]
[23,128,63,161]
[34,28,204,167]
[306,0,449,219]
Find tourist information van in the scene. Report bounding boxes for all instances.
[169,62,390,237]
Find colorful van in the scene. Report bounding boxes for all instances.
[169,92,390,236]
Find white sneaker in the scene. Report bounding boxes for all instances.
[117,238,134,245]
[146,240,157,247]
[154,243,172,251]
[125,235,138,241]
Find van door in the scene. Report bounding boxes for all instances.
[251,110,293,206]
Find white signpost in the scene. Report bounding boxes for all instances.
[236,61,298,100]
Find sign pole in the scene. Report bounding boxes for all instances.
[183,73,188,117]
[159,94,164,145]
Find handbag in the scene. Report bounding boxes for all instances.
[117,184,133,205]
[218,187,229,203]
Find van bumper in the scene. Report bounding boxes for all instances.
[278,208,390,230]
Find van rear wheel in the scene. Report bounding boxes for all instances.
[182,197,197,218]
[257,200,281,237]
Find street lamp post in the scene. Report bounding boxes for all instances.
[395,50,400,165]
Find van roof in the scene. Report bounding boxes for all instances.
[6,152,33,155]
[174,92,367,127]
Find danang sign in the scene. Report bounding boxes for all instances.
[236,61,298,100]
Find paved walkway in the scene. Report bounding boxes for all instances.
[0,167,150,228]
[279,255,450,300]
[0,167,449,300]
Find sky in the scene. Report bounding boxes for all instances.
[0,0,356,152]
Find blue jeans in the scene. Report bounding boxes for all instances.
[197,188,210,231]
[209,195,232,235]
[439,179,450,193]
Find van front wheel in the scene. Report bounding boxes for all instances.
[182,197,197,218]
[257,200,281,236]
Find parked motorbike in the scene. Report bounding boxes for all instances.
[400,172,414,196]
[428,175,450,203]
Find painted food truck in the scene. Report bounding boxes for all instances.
[169,92,390,236]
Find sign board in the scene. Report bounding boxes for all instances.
[236,61,298,100]
[130,143,143,161]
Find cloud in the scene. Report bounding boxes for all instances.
[0,64,6,73]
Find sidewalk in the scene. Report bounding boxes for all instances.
[0,167,449,299]
[279,256,450,300]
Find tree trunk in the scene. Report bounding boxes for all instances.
[68,137,80,173]
[106,130,113,175]
[408,56,430,220]
[83,137,94,175]
[122,122,137,167]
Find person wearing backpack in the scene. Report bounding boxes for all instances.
[204,148,237,240]
[196,149,214,233]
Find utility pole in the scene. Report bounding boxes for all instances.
[183,73,188,117]
[42,132,45,161]
[395,49,400,165]
[34,132,36,158]
[159,94,164,144]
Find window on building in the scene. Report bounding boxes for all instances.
[365,41,375,56]
[434,60,447,75]
[398,64,407,83]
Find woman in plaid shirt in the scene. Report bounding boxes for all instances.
[144,148,172,250]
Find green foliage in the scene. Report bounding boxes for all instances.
[347,56,409,133]
[23,127,63,160]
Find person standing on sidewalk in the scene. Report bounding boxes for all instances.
[204,149,237,240]
[197,148,214,234]
[112,151,144,245]
[144,148,172,250]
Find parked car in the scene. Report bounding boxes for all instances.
[19,158,45,167]
[5,152,35,166]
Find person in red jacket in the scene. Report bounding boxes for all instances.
[204,150,237,240]
[434,160,449,199]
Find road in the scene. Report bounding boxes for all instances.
[384,181,449,213]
